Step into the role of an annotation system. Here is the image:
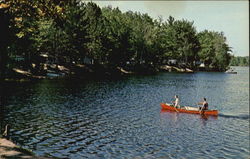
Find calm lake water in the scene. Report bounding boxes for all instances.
[1,67,249,159]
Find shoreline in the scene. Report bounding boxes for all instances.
[3,64,195,82]
[0,138,51,159]
[3,64,241,82]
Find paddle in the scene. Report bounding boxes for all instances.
[171,101,179,112]
[198,104,205,115]
[199,109,204,115]
[174,106,179,113]
[197,102,204,114]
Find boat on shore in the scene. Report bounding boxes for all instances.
[160,103,218,116]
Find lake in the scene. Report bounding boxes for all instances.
[1,67,249,159]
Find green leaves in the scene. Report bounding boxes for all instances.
[230,56,249,66]
[198,30,232,71]
[1,0,233,75]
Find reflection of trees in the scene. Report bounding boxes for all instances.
[0,79,107,144]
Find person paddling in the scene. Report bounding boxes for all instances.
[172,95,180,108]
[198,97,208,112]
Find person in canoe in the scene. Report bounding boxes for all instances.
[172,95,180,108]
[198,98,208,111]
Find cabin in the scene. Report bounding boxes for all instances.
[199,63,205,67]
[198,62,206,71]
[168,59,177,65]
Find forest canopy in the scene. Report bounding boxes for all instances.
[230,56,249,66]
[0,0,234,79]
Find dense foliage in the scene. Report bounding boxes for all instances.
[0,0,233,79]
[230,56,249,66]
[197,30,232,71]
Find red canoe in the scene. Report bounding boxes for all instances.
[160,103,218,116]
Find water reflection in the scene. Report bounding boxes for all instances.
[160,109,180,122]
[1,67,249,159]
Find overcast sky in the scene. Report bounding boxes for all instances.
[91,1,249,57]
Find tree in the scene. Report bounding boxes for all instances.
[162,17,200,68]
[1,0,234,77]
[198,30,232,71]
[101,7,133,66]
[230,56,249,66]
[0,4,12,80]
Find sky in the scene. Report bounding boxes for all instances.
[91,1,249,57]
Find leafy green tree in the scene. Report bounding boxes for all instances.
[166,18,200,67]
[1,0,234,77]
[101,7,133,66]
[198,30,232,71]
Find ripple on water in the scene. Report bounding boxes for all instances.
[3,67,250,159]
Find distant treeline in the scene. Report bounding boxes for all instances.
[230,56,249,66]
[0,1,232,79]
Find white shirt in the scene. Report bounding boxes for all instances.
[175,98,180,107]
